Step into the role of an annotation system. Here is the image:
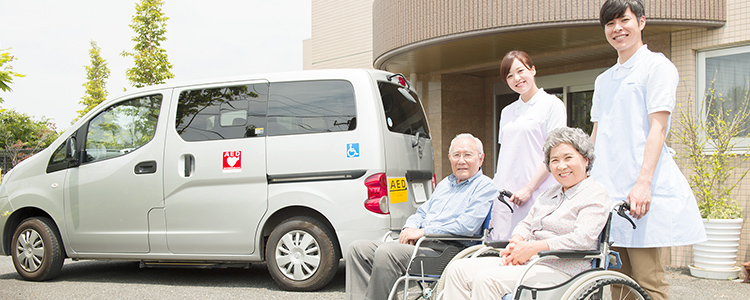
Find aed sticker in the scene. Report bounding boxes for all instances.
[223,151,241,172]
[389,177,408,204]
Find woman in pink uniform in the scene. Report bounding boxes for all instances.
[491,50,566,240]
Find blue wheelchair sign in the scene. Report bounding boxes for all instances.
[346,143,360,158]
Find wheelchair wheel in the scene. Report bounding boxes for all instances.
[570,277,650,300]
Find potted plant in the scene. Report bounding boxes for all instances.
[672,79,749,279]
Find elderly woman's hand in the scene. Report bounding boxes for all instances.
[502,239,549,265]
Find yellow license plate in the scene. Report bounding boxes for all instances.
[389,177,408,204]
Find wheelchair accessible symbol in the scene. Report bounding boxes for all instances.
[346,143,360,158]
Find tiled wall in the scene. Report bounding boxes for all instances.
[373,0,725,61]
[670,0,750,269]
[304,0,374,69]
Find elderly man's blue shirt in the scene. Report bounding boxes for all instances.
[402,169,498,236]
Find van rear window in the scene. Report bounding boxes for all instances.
[176,84,268,141]
[267,80,356,136]
[378,82,430,136]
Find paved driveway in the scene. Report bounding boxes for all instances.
[1,256,749,299]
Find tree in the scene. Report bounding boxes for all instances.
[0,109,58,167]
[121,0,174,88]
[76,41,110,122]
[0,49,26,104]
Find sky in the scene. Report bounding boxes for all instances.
[0,0,312,131]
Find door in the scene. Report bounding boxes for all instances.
[163,82,269,254]
[377,78,435,230]
[64,93,166,253]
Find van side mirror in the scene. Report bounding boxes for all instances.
[66,136,80,167]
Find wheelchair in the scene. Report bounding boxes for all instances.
[387,190,514,300]
[389,200,651,300]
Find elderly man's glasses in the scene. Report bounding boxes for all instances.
[450,152,476,160]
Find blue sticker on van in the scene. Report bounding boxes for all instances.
[347,143,360,158]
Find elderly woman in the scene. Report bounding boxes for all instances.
[441,127,610,299]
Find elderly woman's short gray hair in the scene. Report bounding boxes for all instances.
[543,127,595,172]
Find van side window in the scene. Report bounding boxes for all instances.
[267,80,356,136]
[378,82,430,136]
[176,84,269,141]
[84,95,162,163]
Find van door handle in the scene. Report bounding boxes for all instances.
[134,160,157,174]
[184,154,194,177]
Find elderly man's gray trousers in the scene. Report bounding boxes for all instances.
[345,240,443,300]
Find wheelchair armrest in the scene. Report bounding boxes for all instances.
[485,240,509,248]
[538,249,600,259]
[422,234,482,241]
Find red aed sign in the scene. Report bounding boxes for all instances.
[223,151,241,171]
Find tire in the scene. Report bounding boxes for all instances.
[573,277,650,300]
[265,216,338,291]
[11,217,65,281]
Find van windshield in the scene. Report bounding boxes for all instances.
[378,82,430,137]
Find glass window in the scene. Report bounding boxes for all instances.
[567,90,594,134]
[176,84,268,141]
[698,45,750,148]
[267,80,356,136]
[85,95,162,163]
[379,82,429,136]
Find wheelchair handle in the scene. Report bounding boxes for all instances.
[615,201,637,229]
[498,190,514,213]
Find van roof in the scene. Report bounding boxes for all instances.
[111,69,395,96]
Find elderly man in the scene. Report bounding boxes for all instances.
[345,133,498,300]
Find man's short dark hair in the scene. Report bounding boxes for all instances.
[599,0,645,27]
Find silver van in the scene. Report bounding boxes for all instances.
[0,69,434,291]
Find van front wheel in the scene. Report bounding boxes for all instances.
[265,216,338,291]
[11,217,65,281]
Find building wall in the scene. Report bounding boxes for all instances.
[669,0,750,269]
[303,0,374,69]
[373,0,725,63]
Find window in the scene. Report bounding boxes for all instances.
[567,90,594,134]
[267,80,356,136]
[379,82,429,136]
[176,84,268,141]
[85,95,162,163]
[698,45,750,149]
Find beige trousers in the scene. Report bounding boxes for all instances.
[611,247,669,300]
[442,256,570,300]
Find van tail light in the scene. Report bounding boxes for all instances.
[364,173,389,214]
[432,174,437,191]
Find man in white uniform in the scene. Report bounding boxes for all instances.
[590,1,706,299]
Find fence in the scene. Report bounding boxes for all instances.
[0,149,39,177]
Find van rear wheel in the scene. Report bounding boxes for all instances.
[265,216,338,291]
[11,217,65,281]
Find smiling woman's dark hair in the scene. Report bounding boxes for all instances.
[500,50,535,84]
[599,0,645,27]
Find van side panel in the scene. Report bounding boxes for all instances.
[265,74,391,256]
[162,82,269,255]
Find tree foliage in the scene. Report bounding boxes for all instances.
[0,49,26,103]
[672,79,750,219]
[77,41,111,122]
[121,0,174,88]
[0,109,58,167]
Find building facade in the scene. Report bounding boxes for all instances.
[304,0,750,268]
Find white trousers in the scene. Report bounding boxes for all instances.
[442,256,570,300]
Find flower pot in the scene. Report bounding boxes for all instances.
[689,218,743,279]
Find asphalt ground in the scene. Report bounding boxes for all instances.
[1,256,749,299]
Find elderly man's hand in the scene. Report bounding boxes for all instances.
[399,227,425,245]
